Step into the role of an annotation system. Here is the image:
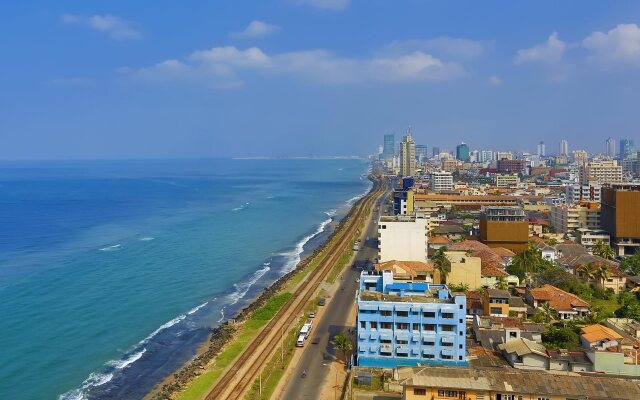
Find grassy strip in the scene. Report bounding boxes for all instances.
[244,299,317,400]
[327,244,353,284]
[176,293,292,400]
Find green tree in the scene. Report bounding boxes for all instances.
[448,283,470,292]
[577,263,597,284]
[511,242,544,280]
[333,333,353,364]
[620,253,640,276]
[432,247,451,284]
[538,302,557,324]
[616,302,640,320]
[581,306,613,325]
[495,276,509,290]
[593,240,616,260]
[506,263,526,282]
[542,325,581,350]
[594,264,612,289]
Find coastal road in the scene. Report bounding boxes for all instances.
[282,178,392,400]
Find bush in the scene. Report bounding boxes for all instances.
[542,325,581,350]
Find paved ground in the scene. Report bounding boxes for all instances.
[281,179,393,400]
[353,392,402,400]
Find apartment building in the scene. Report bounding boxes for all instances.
[579,160,623,185]
[549,202,601,234]
[378,215,428,262]
[430,170,454,192]
[479,206,529,253]
[356,271,467,368]
[566,183,602,204]
[601,183,640,256]
[495,174,519,188]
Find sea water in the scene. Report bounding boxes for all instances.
[0,158,371,400]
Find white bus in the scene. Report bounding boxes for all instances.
[296,334,306,347]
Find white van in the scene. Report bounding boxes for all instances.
[296,334,306,347]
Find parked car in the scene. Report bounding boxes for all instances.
[309,311,316,318]
[318,297,326,306]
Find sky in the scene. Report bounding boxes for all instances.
[1,0,640,160]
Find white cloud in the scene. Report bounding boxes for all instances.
[129,46,465,89]
[384,37,491,59]
[293,0,350,11]
[515,32,566,65]
[488,76,502,85]
[230,21,281,39]
[61,14,142,40]
[583,23,640,67]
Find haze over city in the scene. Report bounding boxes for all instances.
[2,0,640,160]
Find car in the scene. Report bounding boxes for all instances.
[318,297,326,306]
[309,311,316,318]
[311,336,320,344]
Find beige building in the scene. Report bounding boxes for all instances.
[550,202,600,233]
[400,133,416,177]
[444,251,482,289]
[378,215,428,262]
[580,160,623,185]
[495,173,519,188]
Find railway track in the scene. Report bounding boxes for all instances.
[205,176,385,400]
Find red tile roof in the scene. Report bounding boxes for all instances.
[530,284,590,311]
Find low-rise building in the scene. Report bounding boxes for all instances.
[525,284,591,320]
[483,289,510,317]
[498,337,549,370]
[444,251,482,290]
[356,271,467,368]
[400,365,640,400]
[495,173,519,188]
[581,324,624,350]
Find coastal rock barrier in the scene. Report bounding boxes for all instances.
[149,176,375,400]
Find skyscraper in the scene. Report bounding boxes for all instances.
[606,137,616,158]
[620,139,636,159]
[456,142,470,162]
[400,133,416,177]
[432,146,440,158]
[383,134,395,161]
[415,144,428,162]
[480,150,494,163]
[537,141,546,157]
[559,139,569,156]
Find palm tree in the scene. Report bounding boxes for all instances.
[511,241,543,281]
[495,276,509,290]
[333,333,353,364]
[538,302,557,324]
[593,240,616,260]
[594,264,612,290]
[432,247,451,284]
[577,263,597,284]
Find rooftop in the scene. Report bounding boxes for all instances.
[399,365,640,399]
[529,284,591,311]
[581,324,624,344]
[359,290,448,303]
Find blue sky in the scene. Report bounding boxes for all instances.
[1,0,640,159]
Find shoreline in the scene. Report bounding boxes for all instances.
[145,174,375,400]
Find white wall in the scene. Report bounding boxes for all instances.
[378,218,428,262]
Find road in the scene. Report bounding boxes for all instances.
[282,178,393,400]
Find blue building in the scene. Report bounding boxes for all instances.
[620,139,636,159]
[456,142,470,162]
[383,134,395,161]
[356,271,467,368]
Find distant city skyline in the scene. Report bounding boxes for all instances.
[2,1,640,160]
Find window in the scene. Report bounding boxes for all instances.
[423,353,435,359]
[360,321,366,329]
[441,342,453,347]
[413,388,426,396]
[412,323,420,331]
[396,311,408,317]
[396,339,408,345]
[370,321,377,329]
[442,354,453,360]
[381,310,392,317]
[441,325,454,332]
[380,339,391,344]
[396,323,409,330]
[396,351,408,357]
[423,311,435,318]
[490,307,503,315]
[509,331,517,338]
[380,322,392,329]
[442,312,454,319]
[423,339,435,346]
[422,324,435,331]
[538,397,550,400]
[437,390,458,397]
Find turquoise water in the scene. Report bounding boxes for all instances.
[0,159,370,400]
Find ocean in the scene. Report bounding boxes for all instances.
[0,158,371,400]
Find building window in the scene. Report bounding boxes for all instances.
[396,311,408,317]
[423,324,435,331]
[441,325,454,332]
[396,351,408,357]
[423,353,435,359]
[411,323,420,331]
[423,340,435,346]
[441,342,453,347]
[380,323,392,329]
[538,397,550,400]
[396,323,409,330]
[423,311,435,318]
[490,307,503,315]
[360,321,366,329]
[442,354,453,360]
[413,388,426,396]
[396,339,408,345]
[437,390,458,397]
[370,322,377,329]
[380,339,391,344]
[442,312,454,319]
[381,310,392,317]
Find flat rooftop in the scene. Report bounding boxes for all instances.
[359,290,449,303]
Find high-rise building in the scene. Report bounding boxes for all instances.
[432,146,440,158]
[383,134,395,161]
[479,206,529,253]
[537,141,546,157]
[497,159,526,174]
[415,144,428,162]
[579,160,623,185]
[559,139,569,156]
[430,170,454,192]
[469,150,479,163]
[496,151,513,161]
[620,139,636,159]
[566,183,602,204]
[400,133,416,177]
[480,150,494,163]
[601,183,640,256]
[456,142,470,162]
[606,137,617,158]
[572,150,589,164]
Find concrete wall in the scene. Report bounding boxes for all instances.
[378,218,428,262]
